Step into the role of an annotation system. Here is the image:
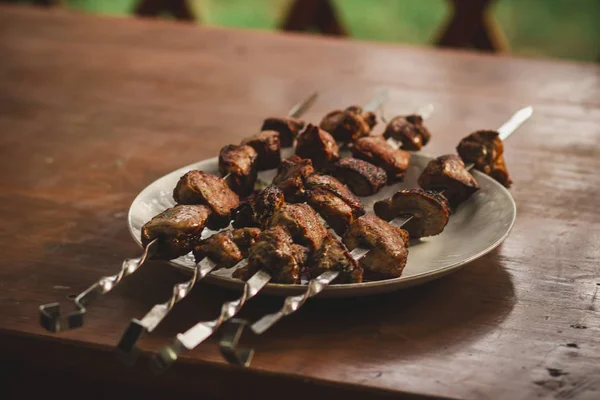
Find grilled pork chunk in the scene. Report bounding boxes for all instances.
[272,155,315,202]
[456,130,512,187]
[141,204,211,260]
[352,136,410,182]
[233,226,308,284]
[418,154,480,209]
[309,233,363,283]
[218,144,258,197]
[329,158,387,196]
[241,130,281,170]
[268,203,328,252]
[319,105,376,144]
[261,116,305,148]
[342,214,410,280]
[295,124,340,171]
[232,185,285,229]
[374,189,450,238]
[193,227,260,268]
[383,114,431,151]
[173,170,239,229]
[305,174,365,235]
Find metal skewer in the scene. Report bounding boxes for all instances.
[218,105,534,366]
[38,92,319,334]
[151,90,391,371]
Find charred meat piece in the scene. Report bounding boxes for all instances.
[306,174,365,235]
[342,214,410,280]
[295,124,340,171]
[261,116,305,148]
[173,170,240,229]
[233,226,308,284]
[456,130,512,187]
[352,136,410,182]
[232,185,285,229]
[268,203,328,252]
[193,227,260,268]
[272,155,315,202]
[319,106,376,144]
[418,154,480,209]
[218,144,258,197]
[374,189,450,238]
[241,130,281,170]
[309,233,363,284]
[383,114,431,151]
[141,204,211,260]
[329,158,387,196]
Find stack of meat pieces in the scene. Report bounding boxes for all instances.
[383,114,431,151]
[456,130,512,187]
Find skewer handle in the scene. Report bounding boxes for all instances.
[152,266,271,372]
[498,106,533,141]
[288,91,319,118]
[116,257,217,363]
[39,238,158,333]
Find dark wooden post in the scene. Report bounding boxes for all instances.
[134,0,195,21]
[280,0,347,36]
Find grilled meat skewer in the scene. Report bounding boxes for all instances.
[218,144,258,197]
[352,135,410,183]
[329,157,387,196]
[295,123,340,171]
[261,116,305,148]
[457,130,512,187]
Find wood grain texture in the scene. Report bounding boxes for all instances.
[1,5,600,400]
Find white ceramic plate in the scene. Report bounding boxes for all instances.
[127,149,516,298]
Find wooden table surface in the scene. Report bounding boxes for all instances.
[1,5,599,400]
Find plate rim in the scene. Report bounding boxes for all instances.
[127,154,516,296]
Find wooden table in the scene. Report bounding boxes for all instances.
[1,5,599,400]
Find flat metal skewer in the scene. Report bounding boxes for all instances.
[150,90,390,371]
[38,92,319,334]
[218,106,534,366]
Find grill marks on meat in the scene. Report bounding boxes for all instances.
[272,155,315,202]
[329,158,387,196]
[218,144,258,197]
[457,130,512,187]
[374,189,450,238]
[383,114,431,151]
[233,226,308,284]
[418,154,480,209]
[342,214,410,279]
[193,227,260,268]
[352,136,410,182]
[141,204,211,260]
[241,130,281,170]
[295,124,340,171]
[319,105,377,144]
[261,116,305,148]
[310,233,363,283]
[305,174,365,235]
[232,185,285,229]
[268,203,329,252]
[173,170,240,229]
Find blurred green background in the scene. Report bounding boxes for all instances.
[17,0,600,62]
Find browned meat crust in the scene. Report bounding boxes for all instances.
[218,144,258,197]
[173,170,239,229]
[383,114,431,151]
[352,136,410,182]
[342,214,410,280]
[241,130,281,170]
[329,157,387,196]
[374,189,450,238]
[456,130,512,187]
[193,227,260,268]
[418,154,480,210]
[319,105,376,144]
[267,203,329,252]
[233,226,308,284]
[295,123,340,171]
[261,116,305,148]
[305,174,365,235]
[232,185,285,229]
[309,233,363,283]
[141,204,211,260]
[272,155,315,202]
